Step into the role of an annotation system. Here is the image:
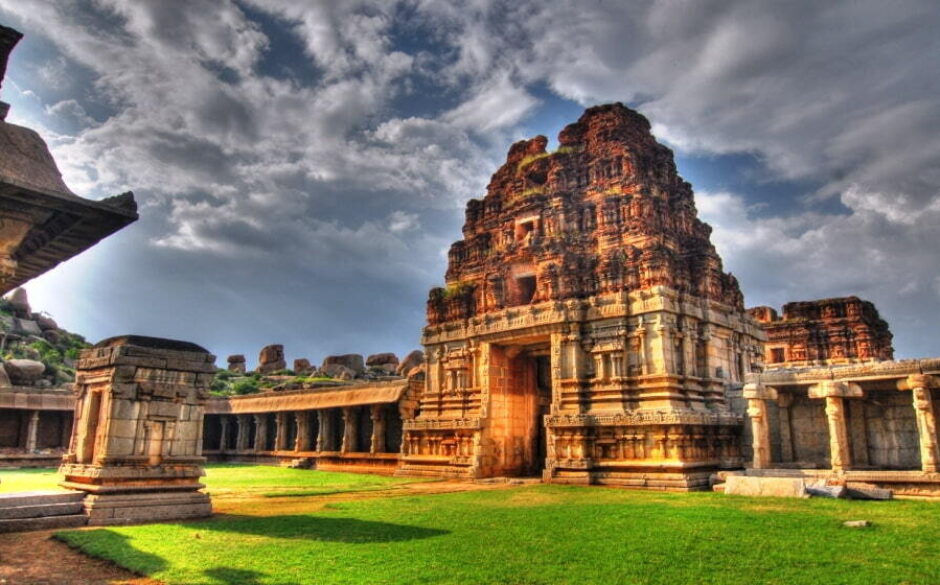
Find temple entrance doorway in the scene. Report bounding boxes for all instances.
[487,341,553,477]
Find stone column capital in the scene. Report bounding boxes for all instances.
[808,380,863,399]
[899,374,937,391]
[743,383,778,401]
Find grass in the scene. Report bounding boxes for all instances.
[41,464,940,585]
[0,467,64,492]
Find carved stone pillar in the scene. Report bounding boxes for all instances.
[776,394,794,463]
[275,412,288,451]
[341,407,356,453]
[25,410,39,452]
[809,381,862,472]
[743,383,777,469]
[370,405,386,454]
[253,414,267,452]
[218,417,230,451]
[235,415,250,451]
[317,410,329,452]
[294,412,309,452]
[906,375,938,473]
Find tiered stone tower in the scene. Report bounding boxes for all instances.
[400,103,765,490]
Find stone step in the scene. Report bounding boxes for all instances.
[0,501,85,520]
[0,490,85,509]
[0,513,88,534]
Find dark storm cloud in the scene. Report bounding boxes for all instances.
[1,0,939,361]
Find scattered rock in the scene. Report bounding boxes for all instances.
[42,329,61,343]
[843,520,871,528]
[34,314,58,331]
[227,354,246,374]
[723,476,808,498]
[366,352,399,374]
[257,344,286,374]
[397,350,424,376]
[322,363,356,380]
[322,354,364,376]
[4,359,47,384]
[7,287,30,317]
[293,358,314,375]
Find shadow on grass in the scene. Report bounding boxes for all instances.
[204,513,449,543]
[55,529,168,575]
[204,567,267,585]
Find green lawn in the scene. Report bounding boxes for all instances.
[48,466,940,585]
[0,464,422,497]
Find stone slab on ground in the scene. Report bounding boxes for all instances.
[806,480,847,499]
[723,475,808,498]
[846,484,893,500]
[0,501,84,520]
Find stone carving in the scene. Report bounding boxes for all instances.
[400,103,764,489]
[227,354,246,373]
[257,344,286,374]
[749,297,894,367]
[59,335,215,525]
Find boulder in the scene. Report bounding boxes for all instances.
[322,363,357,380]
[366,353,399,374]
[227,354,246,374]
[257,344,286,374]
[6,288,30,317]
[293,358,314,375]
[322,354,364,376]
[35,314,58,331]
[0,363,10,388]
[397,350,424,376]
[4,359,47,384]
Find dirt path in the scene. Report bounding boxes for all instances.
[0,480,506,585]
[0,529,161,585]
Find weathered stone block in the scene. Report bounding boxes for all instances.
[723,475,808,498]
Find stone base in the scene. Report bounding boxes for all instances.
[83,491,211,526]
[548,469,716,491]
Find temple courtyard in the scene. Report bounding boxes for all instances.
[2,464,939,585]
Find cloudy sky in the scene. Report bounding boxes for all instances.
[1,0,938,367]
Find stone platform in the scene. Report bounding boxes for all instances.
[0,490,87,533]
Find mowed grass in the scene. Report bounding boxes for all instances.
[0,467,63,492]
[50,465,940,585]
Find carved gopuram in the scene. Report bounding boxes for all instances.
[743,360,940,496]
[59,336,215,525]
[203,375,422,474]
[0,25,138,295]
[401,104,765,490]
[748,297,894,367]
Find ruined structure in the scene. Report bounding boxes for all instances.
[202,375,422,474]
[402,104,765,489]
[59,336,215,524]
[0,25,137,295]
[748,297,893,367]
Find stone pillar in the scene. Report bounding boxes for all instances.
[294,412,309,452]
[809,381,862,472]
[275,412,288,451]
[253,414,267,452]
[59,335,215,525]
[743,383,777,469]
[235,414,250,451]
[776,394,794,463]
[317,410,329,452]
[906,375,938,473]
[341,407,356,453]
[25,410,40,452]
[218,417,230,451]
[371,405,386,454]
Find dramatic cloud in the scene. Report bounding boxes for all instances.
[1,0,938,363]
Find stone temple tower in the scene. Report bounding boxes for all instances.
[399,103,765,490]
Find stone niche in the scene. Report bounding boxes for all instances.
[59,335,215,525]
